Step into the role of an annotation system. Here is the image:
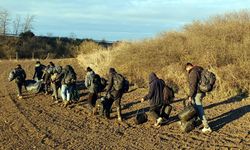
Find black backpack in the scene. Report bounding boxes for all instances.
[92,74,102,92]
[163,85,175,105]
[64,66,77,85]
[123,79,129,93]
[199,69,216,92]
[160,79,174,105]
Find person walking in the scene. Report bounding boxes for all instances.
[185,63,212,133]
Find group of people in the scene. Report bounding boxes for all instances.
[9,61,213,133]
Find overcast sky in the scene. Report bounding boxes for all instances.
[1,0,250,41]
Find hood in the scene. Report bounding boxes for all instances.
[149,72,158,83]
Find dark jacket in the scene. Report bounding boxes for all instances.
[14,68,26,83]
[144,73,165,106]
[106,72,115,93]
[56,67,76,85]
[188,66,203,98]
[106,72,123,99]
[33,64,45,80]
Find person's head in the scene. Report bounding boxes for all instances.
[49,62,55,67]
[149,72,158,83]
[16,64,21,69]
[185,62,194,72]
[109,68,116,74]
[36,61,41,64]
[86,67,92,72]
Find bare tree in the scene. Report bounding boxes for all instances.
[12,15,21,35]
[22,15,35,32]
[0,9,10,35]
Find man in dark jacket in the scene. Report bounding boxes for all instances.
[141,72,165,127]
[106,68,124,121]
[186,63,212,133]
[42,62,55,94]
[85,67,99,115]
[9,64,26,99]
[33,61,45,81]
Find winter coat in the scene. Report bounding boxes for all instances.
[85,71,97,93]
[188,66,204,98]
[144,73,165,106]
[33,64,45,80]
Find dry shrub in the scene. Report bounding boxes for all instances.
[77,11,250,99]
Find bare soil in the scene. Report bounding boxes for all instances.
[0,59,249,149]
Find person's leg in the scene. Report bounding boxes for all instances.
[150,105,163,127]
[88,93,94,109]
[149,105,160,120]
[51,83,56,99]
[194,93,210,129]
[61,84,67,101]
[66,85,71,101]
[16,82,22,97]
[113,90,123,121]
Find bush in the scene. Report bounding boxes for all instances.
[77,10,250,99]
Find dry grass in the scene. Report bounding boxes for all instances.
[77,11,250,99]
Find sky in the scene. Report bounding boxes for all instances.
[1,0,250,41]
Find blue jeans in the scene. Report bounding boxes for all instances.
[193,93,209,128]
[61,84,72,101]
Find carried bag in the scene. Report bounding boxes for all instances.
[178,117,196,133]
[25,80,42,93]
[178,105,197,122]
[199,69,216,92]
[134,109,148,125]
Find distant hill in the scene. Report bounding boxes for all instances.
[0,31,114,59]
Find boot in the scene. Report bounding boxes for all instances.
[154,117,163,128]
[92,107,98,115]
[63,101,69,108]
[117,108,122,122]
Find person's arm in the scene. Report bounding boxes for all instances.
[143,82,155,100]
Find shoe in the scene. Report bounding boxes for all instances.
[154,117,163,128]
[18,96,23,99]
[92,108,98,115]
[63,101,69,108]
[54,100,59,104]
[202,127,212,133]
[118,116,123,122]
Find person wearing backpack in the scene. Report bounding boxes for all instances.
[8,64,26,99]
[56,65,77,107]
[42,62,55,95]
[141,73,166,128]
[85,67,100,115]
[33,61,45,81]
[185,63,213,133]
[106,68,125,121]
[51,65,63,103]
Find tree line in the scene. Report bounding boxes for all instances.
[0,8,34,36]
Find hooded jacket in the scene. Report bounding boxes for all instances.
[85,71,97,93]
[144,73,165,106]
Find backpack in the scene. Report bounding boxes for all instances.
[92,74,102,92]
[14,69,25,82]
[163,85,175,105]
[113,73,125,91]
[199,69,216,92]
[64,70,77,85]
[123,79,130,93]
